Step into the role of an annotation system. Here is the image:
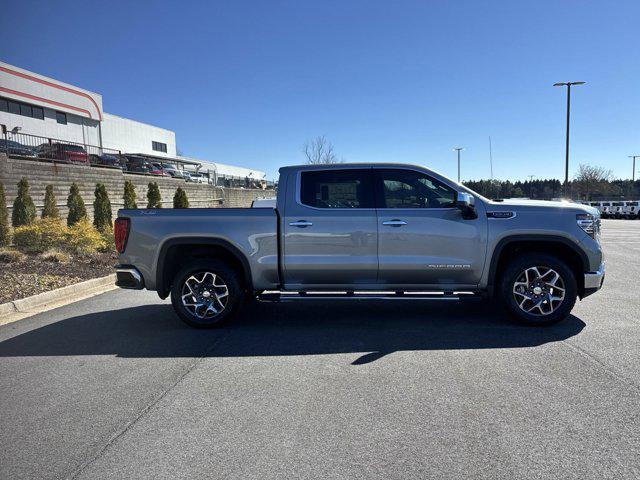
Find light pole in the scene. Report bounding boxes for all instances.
[629,155,640,182]
[553,81,586,197]
[488,137,493,181]
[453,147,464,182]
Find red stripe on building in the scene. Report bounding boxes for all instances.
[0,86,93,118]
[0,66,102,120]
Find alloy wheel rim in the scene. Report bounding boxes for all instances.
[181,271,229,320]
[512,266,565,316]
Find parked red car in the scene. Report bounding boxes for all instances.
[150,163,172,176]
[37,143,89,164]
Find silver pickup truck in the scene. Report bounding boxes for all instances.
[114,163,604,328]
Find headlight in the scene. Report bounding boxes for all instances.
[576,213,600,239]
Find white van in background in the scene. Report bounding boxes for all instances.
[594,201,612,218]
[611,202,625,218]
[588,200,639,219]
[624,201,639,219]
[588,202,604,216]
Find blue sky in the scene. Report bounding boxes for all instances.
[1,0,639,181]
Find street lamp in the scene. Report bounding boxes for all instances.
[553,81,586,197]
[629,155,640,182]
[453,147,464,182]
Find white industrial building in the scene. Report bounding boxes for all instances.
[0,60,265,180]
[101,113,177,157]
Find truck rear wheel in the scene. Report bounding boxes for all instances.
[170,260,244,328]
[499,253,577,326]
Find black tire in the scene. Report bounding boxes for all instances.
[170,260,244,328]
[499,253,577,326]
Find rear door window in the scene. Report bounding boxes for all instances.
[299,169,374,208]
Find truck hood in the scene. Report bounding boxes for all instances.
[487,199,599,215]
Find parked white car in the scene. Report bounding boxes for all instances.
[624,201,639,219]
[611,202,625,218]
[191,173,207,184]
[588,202,607,218]
[599,201,612,218]
[184,172,207,184]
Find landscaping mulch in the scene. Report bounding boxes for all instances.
[0,252,116,304]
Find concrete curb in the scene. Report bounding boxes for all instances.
[0,274,117,317]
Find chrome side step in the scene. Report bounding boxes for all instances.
[256,291,481,302]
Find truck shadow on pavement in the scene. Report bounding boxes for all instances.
[0,300,585,364]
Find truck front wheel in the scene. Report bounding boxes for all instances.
[170,260,244,328]
[499,253,577,326]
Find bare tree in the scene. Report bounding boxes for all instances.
[573,164,614,200]
[574,164,613,183]
[303,135,341,164]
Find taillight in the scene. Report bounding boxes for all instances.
[114,218,130,253]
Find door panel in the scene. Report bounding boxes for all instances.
[377,209,486,285]
[375,168,487,286]
[283,168,378,287]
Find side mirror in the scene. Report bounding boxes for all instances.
[456,192,477,219]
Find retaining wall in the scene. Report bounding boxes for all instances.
[0,154,275,220]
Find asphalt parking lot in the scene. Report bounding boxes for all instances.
[0,219,638,480]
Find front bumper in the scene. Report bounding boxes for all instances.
[583,262,605,298]
[115,265,145,290]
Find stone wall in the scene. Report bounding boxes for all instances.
[0,154,275,220]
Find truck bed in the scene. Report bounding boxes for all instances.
[119,208,279,292]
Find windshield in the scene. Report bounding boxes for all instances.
[414,164,491,203]
[455,182,491,203]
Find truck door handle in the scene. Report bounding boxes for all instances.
[289,220,313,228]
[382,219,407,227]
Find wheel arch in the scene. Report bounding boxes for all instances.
[156,237,252,299]
[487,235,588,297]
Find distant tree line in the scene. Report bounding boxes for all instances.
[298,139,638,201]
[464,164,640,200]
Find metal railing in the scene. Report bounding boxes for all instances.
[1,129,277,189]
[213,175,274,189]
[1,130,124,169]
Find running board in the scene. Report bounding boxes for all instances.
[256,291,482,302]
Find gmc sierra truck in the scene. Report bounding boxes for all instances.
[114,163,605,328]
